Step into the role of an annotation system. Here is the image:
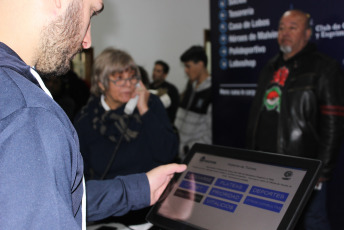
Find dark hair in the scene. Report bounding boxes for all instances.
[155,60,170,74]
[180,45,208,67]
[138,65,150,88]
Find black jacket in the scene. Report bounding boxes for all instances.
[149,80,180,123]
[247,43,344,179]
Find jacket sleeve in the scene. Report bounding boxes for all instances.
[85,173,150,221]
[200,104,212,145]
[140,94,179,163]
[317,61,344,178]
[0,108,82,230]
[167,84,180,123]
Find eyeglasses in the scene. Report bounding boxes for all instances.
[108,75,140,87]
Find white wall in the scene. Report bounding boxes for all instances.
[91,0,210,92]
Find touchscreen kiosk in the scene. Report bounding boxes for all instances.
[146,143,322,230]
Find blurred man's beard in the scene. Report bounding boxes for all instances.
[35,0,83,78]
[280,45,292,54]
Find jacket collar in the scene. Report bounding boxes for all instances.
[274,42,317,69]
[0,42,41,88]
[278,43,317,63]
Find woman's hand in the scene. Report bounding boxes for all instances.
[135,81,150,115]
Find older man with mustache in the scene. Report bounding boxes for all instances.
[247,9,344,230]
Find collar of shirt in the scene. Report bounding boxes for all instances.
[30,68,53,99]
[101,94,111,111]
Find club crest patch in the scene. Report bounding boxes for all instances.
[262,66,289,112]
[263,86,282,112]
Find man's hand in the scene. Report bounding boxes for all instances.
[146,163,187,206]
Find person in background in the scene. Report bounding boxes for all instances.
[149,60,180,124]
[174,46,212,161]
[246,9,344,229]
[74,47,179,225]
[0,0,186,229]
[43,75,77,120]
[43,69,90,121]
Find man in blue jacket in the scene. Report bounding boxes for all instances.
[0,0,186,229]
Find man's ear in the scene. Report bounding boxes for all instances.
[306,28,312,41]
[54,0,62,9]
[196,60,205,69]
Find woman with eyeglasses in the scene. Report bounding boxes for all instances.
[74,48,178,224]
[74,48,178,180]
[75,47,178,179]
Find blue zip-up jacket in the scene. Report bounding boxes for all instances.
[0,42,150,229]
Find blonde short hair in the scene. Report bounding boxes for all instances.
[91,47,139,96]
